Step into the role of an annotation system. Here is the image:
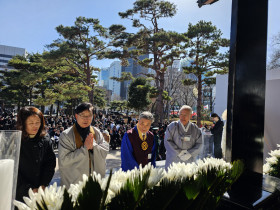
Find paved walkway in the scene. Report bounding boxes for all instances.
[106,149,121,171]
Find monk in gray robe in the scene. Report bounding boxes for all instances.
[58,103,109,189]
[165,105,202,170]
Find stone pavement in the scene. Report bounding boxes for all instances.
[105,149,121,172]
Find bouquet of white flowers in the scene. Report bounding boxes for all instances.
[14,157,243,210]
[263,144,280,178]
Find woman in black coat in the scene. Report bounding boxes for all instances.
[210,113,224,159]
[16,107,56,202]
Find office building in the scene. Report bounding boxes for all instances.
[108,61,121,100]
[99,67,110,89]
[0,44,26,70]
[120,50,149,100]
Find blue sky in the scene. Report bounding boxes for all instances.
[0,0,279,68]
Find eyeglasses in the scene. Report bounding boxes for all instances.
[78,114,93,119]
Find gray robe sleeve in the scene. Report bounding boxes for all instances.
[92,127,109,177]
[58,130,88,169]
[187,125,202,159]
[58,129,89,189]
[164,122,182,169]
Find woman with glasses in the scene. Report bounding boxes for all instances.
[16,107,56,202]
[58,102,109,189]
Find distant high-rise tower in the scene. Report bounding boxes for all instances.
[120,48,149,100]
[108,61,121,100]
[0,45,26,70]
[99,67,110,89]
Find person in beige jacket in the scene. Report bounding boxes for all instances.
[58,103,109,189]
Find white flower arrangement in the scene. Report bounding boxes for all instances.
[14,182,65,210]
[263,144,280,178]
[14,158,243,210]
[165,161,197,181]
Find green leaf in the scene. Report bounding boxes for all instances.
[75,176,103,209]
[183,178,201,200]
[107,168,151,209]
[138,178,182,209]
[61,189,74,210]
[100,170,113,210]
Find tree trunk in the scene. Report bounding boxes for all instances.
[17,102,21,112]
[86,59,94,105]
[210,87,213,112]
[151,101,156,113]
[154,71,165,124]
[197,75,202,127]
[29,87,33,106]
[89,90,94,105]
[50,104,53,117]
[56,101,60,117]
[41,106,45,114]
[41,87,45,114]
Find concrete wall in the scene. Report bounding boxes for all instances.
[214,74,228,117]
[264,79,280,159]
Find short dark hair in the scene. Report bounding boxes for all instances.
[211,113,219,118]
[16,106,46,139]
[75,102,94,114]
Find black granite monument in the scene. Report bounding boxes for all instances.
[221,0,279,209]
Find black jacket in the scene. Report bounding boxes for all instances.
[210,119,224,142]
[16,135,56,202]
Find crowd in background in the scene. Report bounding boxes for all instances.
[0,108,168,160]
[0,108,16,130]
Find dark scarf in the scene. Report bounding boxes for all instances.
[75,122,90,142]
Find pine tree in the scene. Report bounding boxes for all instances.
[47,16,110,105]
[109,0,187,123]
[183,20,229,127]
[127,77,151,112]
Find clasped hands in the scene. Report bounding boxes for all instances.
[84,133,94,150]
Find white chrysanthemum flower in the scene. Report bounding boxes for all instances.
[106,163,161,201]
[263,162,271,174]
[165,162,197,181]
[269,149,280,158]
[148,167,164,187]
[100,176,109,191]
[106,168,131,196]
[92,171,103,185]
[111,168,131,184]
[263,146,280,176]
[266,156,278,165]
[19,189,39,209]
[105,189,114,203]
[13,200,30,210]
[68,174,89,202]
[196,157,232,176]
[14,183,65,210]
[38,183,65,209]
[108,180,124,194]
